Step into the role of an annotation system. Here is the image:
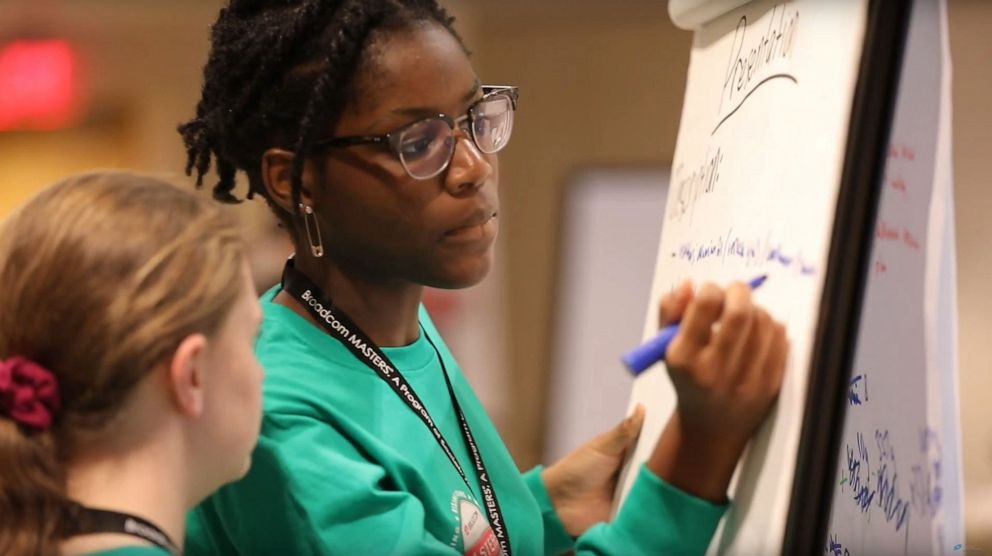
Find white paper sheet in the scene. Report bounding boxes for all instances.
[617,2,870,553]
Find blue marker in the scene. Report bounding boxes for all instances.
[622,275,768,376]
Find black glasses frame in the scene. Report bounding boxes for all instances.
[310,85,519,178]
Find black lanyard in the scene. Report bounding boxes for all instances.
[62,502,181,555]
[281,258,512,556]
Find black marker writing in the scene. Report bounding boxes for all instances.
[715,4,800,135]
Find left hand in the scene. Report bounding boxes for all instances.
[541,405,646,537]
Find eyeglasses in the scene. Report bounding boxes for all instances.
[311,85,518,180]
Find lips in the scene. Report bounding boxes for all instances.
[444,209,498,243]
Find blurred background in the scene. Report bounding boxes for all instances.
[0,0,988,546]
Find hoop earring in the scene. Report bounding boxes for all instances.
[299,203,324,258]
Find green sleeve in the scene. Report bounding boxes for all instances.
[85,548,172,556]
[574,465,728,556]
[521,466,575,555]
[197,412,458,556]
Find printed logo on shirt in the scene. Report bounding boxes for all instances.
[449,491,502,556]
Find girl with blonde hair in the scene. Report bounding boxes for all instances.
[0,171,264,555]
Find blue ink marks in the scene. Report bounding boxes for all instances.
[848,373,869,406]
[766,244,819,276]
[846,432,874,513]
[876,456,911,532]
[875,429,911,533]
[670,231,818,276]
[876,429,895,462]
[726,234,756,260]
[826,533,851,556]
[673,236,725,264]
[767,245,793,265]
[911,428,944,520]
[844,429,913,534]
[768,246,817,275]
[697,240,723,261]
[919,427,941,455]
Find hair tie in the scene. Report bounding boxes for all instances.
[0,357,61,431]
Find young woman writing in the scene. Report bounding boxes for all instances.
[180,2,788,553]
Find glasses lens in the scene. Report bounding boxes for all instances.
[471,94,514,154]
[397,118,455,179]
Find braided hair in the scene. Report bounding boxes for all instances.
[179,0,465,215]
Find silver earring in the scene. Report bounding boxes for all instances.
[299,203,324,258]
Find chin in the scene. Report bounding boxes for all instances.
[191,453,253,506]
[220,454,254,485]
[427,253,494,289]
[234,454,253,479]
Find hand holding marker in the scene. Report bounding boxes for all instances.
[622,275,769,376]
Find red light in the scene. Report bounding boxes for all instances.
[0,39,81,131]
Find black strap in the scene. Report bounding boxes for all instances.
[62,502,181,555]
[281,258,512,556]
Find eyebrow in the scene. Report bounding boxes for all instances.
[391,79,482,118]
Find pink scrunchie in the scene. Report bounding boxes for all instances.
[0,356,61,431]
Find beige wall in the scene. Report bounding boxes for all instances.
[948,0,992,543]
[0,0,223,211]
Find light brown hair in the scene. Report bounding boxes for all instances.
[0,171,246,555]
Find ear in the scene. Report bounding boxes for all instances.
[261,148,316,213]
[168,333,209,418]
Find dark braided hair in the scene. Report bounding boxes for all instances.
[179,0,465,214]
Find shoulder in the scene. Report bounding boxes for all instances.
[256,287,384,417]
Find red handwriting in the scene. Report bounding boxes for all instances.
[877,220,900,240]
[876,221,921,251]
[888,143,917,161]
[903,229,920,251]
[890,177,907,195]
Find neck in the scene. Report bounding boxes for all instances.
[282,255,424,347]
[62,432,187,553]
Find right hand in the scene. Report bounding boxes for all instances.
[647,281,788,502]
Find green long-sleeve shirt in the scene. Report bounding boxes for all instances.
[85,547,170,555]
[186,287,726,555]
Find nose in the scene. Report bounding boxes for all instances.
[444,130,493,196]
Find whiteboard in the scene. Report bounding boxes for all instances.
[825,1,964,554]
[616,0,963,553]
[545,168,668,463]
[616,0,878,553]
